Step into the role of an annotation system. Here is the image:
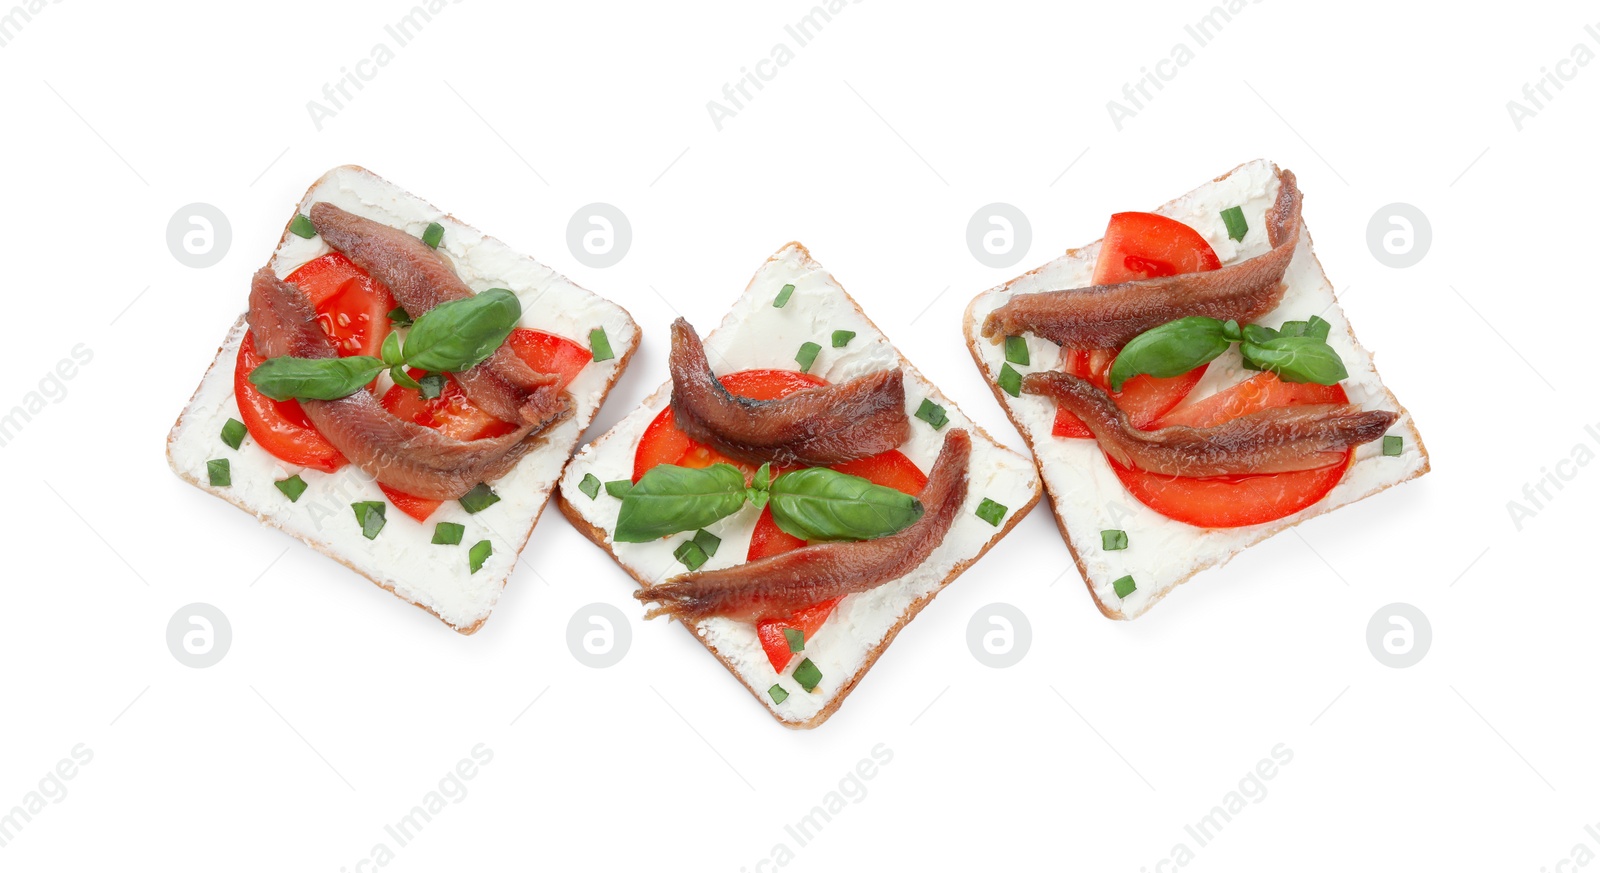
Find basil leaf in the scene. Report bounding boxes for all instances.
[748,462,773,509]
[380,330,404,366]
[248,355,385,401]
[1107,316,1230,392]
[768,467,923,542]
[614,463,749,542]
[401,288,522,373]
[390,366,421,391]
[1240,336,1349,385]
[1242,323,1279,345]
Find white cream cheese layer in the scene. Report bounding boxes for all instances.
[561,244,1040,724]
[167,166,637,632]
[965,160,1426,619]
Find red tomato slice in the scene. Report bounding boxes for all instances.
[376,369,521,522]
[234,333,347,473]
[290,252,397,358]
[1110,374,1353,528]
[756,596,843,675]
[1051,213,1221,438]
[507,328,592,393]
[1091,212,1222,285]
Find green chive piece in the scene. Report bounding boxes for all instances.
[432,522,465,545]
[1101,529,1129,551]
[352,501,387,540]
[220,418,247,450]
[417,373,446,400]
[673,539,709,571]
[421,221,445,249]
[768,684,790,704]
[783,627,805,653]
[1306,315,1332,341]
[387,306,413,327]
[1278,320,1308,338]
[915,398,948,430]
[975,498,1006,526]
[692,528,721,559]
[206,458,231,487]
[275,475,308,502]
[578,473,602,500]
[468,539,492,573]
[1113,575,1136,599]
[792,658,823,692]
[604,479,633,499]
[289,213,316,239]
[773,283,796,308]
[1383,435,1403,456]
[589,327,614,362]
[831,330,856,348]
[1004,335,1030,366]
[998,363,1022,397]
[1220,206,1248,242]
[459,483,500,514]
[795,341,822,374]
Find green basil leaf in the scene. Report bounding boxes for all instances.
[748,462,773,509]
[380,330,404,366]
[1240,336,1349,385]
[390,365,420,391]
[1107,316,1230,392]
[248,355,385,401]
[614,463,749,542]
[1242,323,1279,344]
[401,288,522,373]
[768,467,923,542]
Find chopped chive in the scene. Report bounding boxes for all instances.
[468,539,492,573]
[289,213,316,239]
[387,306,413,327]
[1220,206,1248,242]
[831,329,856,348]
[275,475,308,502]
[792,658,822,692]
[975,498,1006,526]
[1004,335,1030,366]
[795,341,822,374]
[417,373,446,400]
[1306,315,1331,341]
[352,501,387,540]
[998,363,1022,397]
[1383,435,1403,456]
[589,327,614,362]
[421,221,445,249]
[432,522,465,545]
[1101,529,1128,551]
[692,528,721,559]
[206,458,231,487]
[604,479,633,499]
[673,539,709,571]
[220,418,247,450]
[783,627,805,653]
[773,283,796,308]
[578,473,602,500]
[1278,320,1308,338]
[768,684,790,704]
[1112,575,1136,599]
[914,398,948,430]
[458,483,500,514]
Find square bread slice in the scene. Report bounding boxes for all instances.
[963,159,1429,620]
[166,166,640,634]
[558,242,1042,728]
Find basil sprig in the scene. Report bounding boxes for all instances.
[249,288,522,401]
[1107,314,1345,391]
[613,461,923,545]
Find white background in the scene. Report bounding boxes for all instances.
[1,1,1594,870]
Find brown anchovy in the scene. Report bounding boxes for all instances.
[668,317,910,466]
[982,168,1304,349]
[1022,371,1394,477]
[247,268,565,500]
[635,428,971,622]
[308,202,566,428]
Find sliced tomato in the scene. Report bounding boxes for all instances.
[375,369,521,522]
[1091,212,1222,285]
[507,328,591,392]
[234,333,347,473]
[757,597,843,676]
[289,252,397,358]
[1109,374,1353,528]
[631,369,827,482]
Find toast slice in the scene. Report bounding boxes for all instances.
[166,166,640,634]
[963,159,1429,620]
[559,243,1042,728]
